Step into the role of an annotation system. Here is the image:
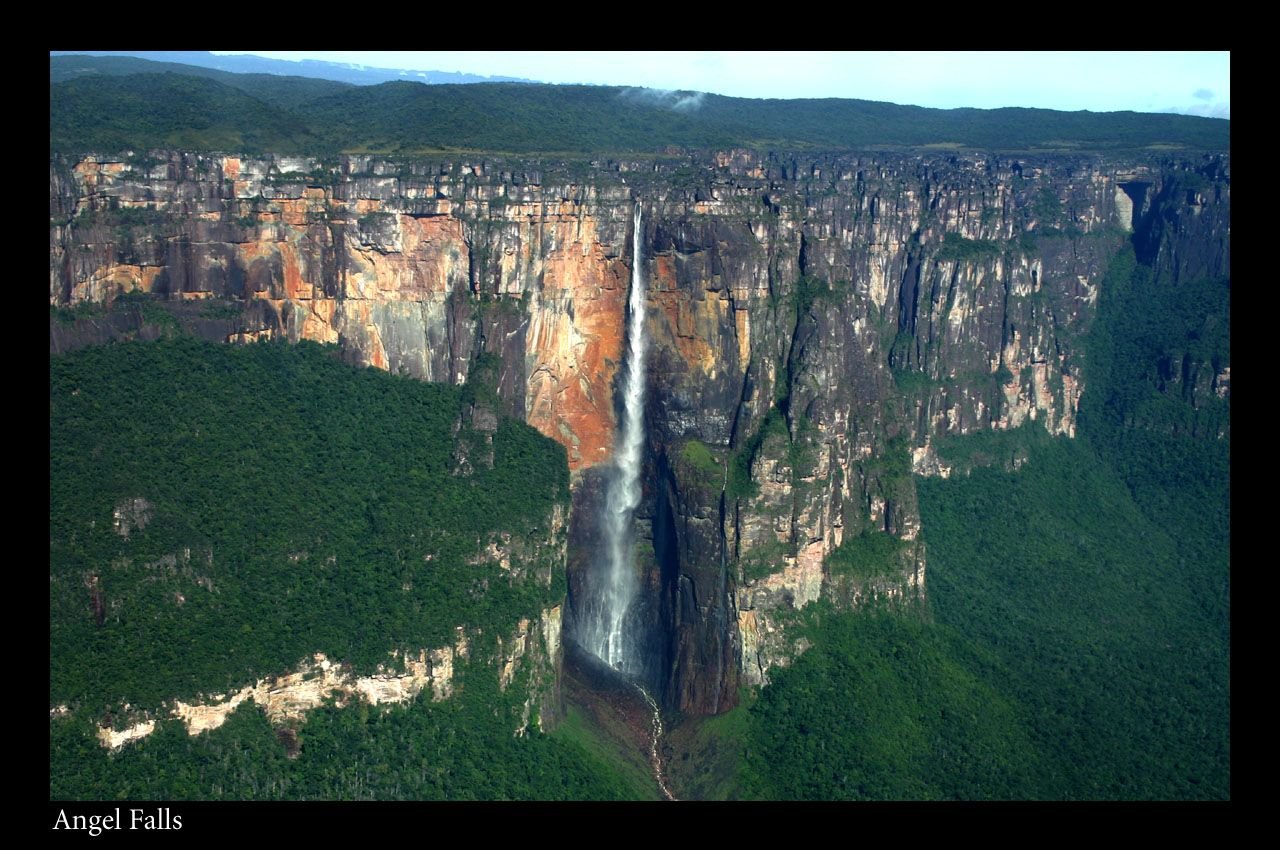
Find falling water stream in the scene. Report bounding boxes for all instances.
[575,204,674,799]
[581,203,648,674]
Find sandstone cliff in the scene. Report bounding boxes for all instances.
[50,149,1230,715]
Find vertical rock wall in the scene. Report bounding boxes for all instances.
[51,149,1229,713]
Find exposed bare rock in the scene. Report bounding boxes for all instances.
[112,497,153,539]
[96,719,155,749]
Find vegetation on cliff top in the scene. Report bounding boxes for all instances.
[50,54,355,110]
[50,57,1229,156]
[50,74,323,156]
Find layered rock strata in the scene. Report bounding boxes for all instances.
[51,149,1230,712]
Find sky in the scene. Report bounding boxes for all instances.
[212,51,1230,119]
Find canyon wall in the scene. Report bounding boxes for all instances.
[50,149,1230,715]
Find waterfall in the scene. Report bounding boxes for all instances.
[710,463,728,713]
[582,203,647,673]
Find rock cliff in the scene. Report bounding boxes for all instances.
[50,148,1230,716]
[93,607,562,750]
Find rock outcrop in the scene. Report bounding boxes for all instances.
[94,609,562,750]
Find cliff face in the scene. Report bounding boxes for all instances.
[91,607,564,751]
[50,149,1229,715]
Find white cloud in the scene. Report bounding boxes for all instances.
[619,88,707,112]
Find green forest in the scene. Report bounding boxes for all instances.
[50,658,648,800]
[49,338,651,799]
[50,56,1229,156]
[733,428,1227,799]
[51,338,569,706]
[727,247,1230,800]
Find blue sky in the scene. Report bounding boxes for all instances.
[212,51,1230,118]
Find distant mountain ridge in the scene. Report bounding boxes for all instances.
[49,54,1230,156]
[50,50,535,87]
[50,54,355,112]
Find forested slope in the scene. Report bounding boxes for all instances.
[50,62,1229,155]
[50,339,647,799]
[716,242,1230,800]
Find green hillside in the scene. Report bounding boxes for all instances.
[50,70,1230,156]
[726,244,1230,800]
[50,74,323,155]
[48,338,665,799]
[51,337,569,707]
[50,54,354,109]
